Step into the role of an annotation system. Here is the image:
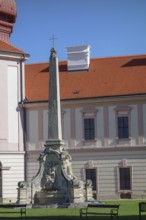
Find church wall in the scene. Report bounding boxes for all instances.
[8,66,18,144]
[0,58,25,203]
[1,153,24,203]
[0,60,24,152]
[0,62,8,143]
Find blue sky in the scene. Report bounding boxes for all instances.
[11,0,146,64]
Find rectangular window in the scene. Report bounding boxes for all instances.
[85,168,96,191]
[84,118,95,140]
[119,167,131,190]
[118,116,129,138]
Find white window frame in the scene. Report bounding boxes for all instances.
[81,108,97,142]
[116,159,132,193]
[114,105,132,144]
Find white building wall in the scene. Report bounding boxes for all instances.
[63,108,70,148]
[75,108,82,148]
[0,60,23,151]
[8,66,18,144]
[96,107,104,147]
[43,110,48,141]
[70,148,146,200]
[27,110,38,150]
[26,100,146,200]
[1,153,24,203]
[108,106,116,146]
[0,57,26,203]
[130,105,138,145]
[0,62,7,142]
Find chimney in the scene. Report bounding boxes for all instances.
[67,45,91,71]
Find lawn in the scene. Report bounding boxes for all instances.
[0,200,145,219]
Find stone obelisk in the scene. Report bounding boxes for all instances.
[45,47,64,151]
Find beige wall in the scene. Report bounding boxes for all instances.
[26,100,146,150]
[25,96,146,199]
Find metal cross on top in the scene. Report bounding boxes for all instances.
[49,34,57,48]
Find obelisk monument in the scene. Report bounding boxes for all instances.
[18,46,92,205]
[45,47,64,150]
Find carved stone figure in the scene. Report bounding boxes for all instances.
[41,164,57,191]
[61,151,76,180]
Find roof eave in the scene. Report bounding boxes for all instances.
[19,93,146,108]
[0,50,30,61]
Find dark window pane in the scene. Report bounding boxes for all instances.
[86,169,96,191]
[119,167,131,190]
[118,116,129,138]
[84,118,95,140]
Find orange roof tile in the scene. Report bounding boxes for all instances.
[0,39,24,53]
[25,54,146,102]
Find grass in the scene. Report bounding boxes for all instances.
[0,200,145,219]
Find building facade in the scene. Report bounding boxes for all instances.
[0,0,146,203]
[24,48,146,200]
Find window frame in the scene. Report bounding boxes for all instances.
[85,168,97,191]
[81,108,97,142]
[84,118,95,141]
[114,105,132,143]
[84,160,98,197]
[117,116,129,139]
[117,159,132,193]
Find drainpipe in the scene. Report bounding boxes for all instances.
[19,54,27,181]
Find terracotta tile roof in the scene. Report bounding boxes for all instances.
[25,54,146,102]
[0,39,25,53]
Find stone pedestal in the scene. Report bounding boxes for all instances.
[34,191,66,205]
[70,186,85,203]
[17,188,27,204]
[86,186,93,201]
